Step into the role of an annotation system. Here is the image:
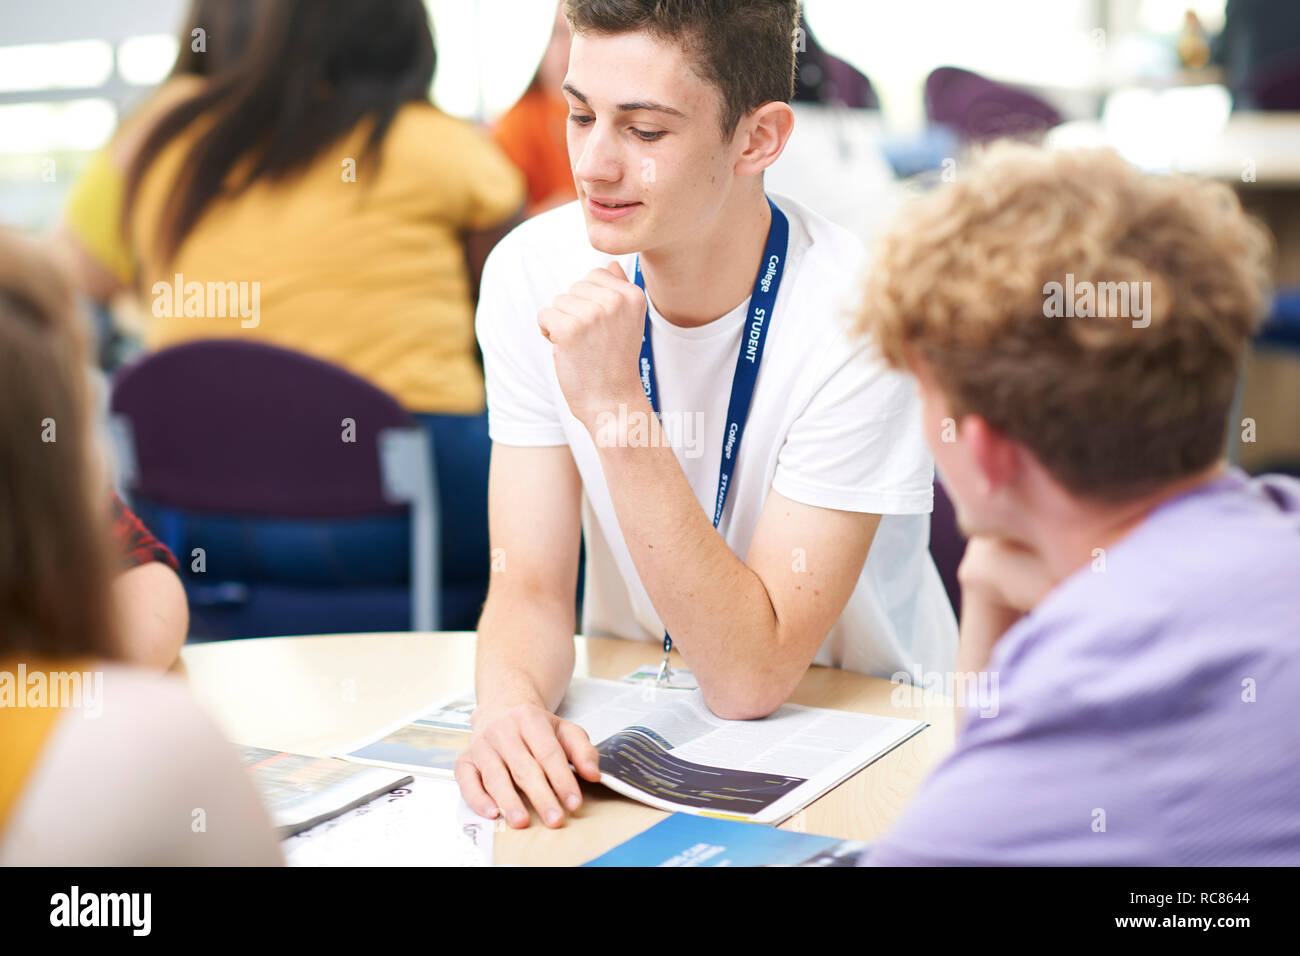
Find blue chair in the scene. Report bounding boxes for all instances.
[108,340,438,639]
[1257,288,1300,351]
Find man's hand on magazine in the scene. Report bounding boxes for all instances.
[455,703,602,829]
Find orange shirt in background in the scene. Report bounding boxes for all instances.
[492,86,575,215]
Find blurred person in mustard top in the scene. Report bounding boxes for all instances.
[53,0,525,630]
[493,2,578,217]
[117,0,523,415]
[0,228,280,865]
[49,0,256,308]
[125,96,518,413]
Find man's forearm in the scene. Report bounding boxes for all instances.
[591,395,785,709]
[474,584,577,728]
[953,587,1022,729]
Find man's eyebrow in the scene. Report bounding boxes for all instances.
[562,83,686,118]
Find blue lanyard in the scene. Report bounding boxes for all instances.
[632,196,790,657]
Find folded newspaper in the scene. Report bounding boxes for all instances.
[337,677,926,825]
[281,776,494,867]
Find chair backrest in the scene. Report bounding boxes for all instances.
[110,339,438,630]
[110,340,411,518]
[925,66,1063,143]
[929,478,967,621]
[1242,55,1300,111]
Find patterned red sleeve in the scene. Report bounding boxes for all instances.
[109,491,179,571]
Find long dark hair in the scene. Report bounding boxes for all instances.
[124,0,436,266]
[170,0,258,79]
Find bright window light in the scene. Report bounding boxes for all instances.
[0,40,115,93]
[1100,84,1232,171]
[0,99,117,155]
[802,0,1098,129]
[427,0,557,121]
[1138,0,1226,34]
[119,34,180,86]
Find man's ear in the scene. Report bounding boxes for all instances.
[960,414,1021,498]
[734,101,794,177]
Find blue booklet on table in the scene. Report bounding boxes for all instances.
[583,812,869,867]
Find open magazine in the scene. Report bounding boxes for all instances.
[238,746,413,837]
[337,677,926,825]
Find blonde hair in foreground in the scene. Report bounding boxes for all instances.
[856,144,1273,501]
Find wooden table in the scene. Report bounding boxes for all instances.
[180,632,956,866]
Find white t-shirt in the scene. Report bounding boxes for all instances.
[475,193,957,678]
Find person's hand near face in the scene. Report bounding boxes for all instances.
[956,535,1058,670]
[538,260,648,431]
[460,18,798,829]
[907,359,1059,676]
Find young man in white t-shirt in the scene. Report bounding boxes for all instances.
[458,0,956,829]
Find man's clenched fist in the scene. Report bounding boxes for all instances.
[538,260,648,429]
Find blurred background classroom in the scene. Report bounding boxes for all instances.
[1,0,1296,643]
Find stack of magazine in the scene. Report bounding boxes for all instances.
[236,746,413,837]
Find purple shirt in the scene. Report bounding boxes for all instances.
[866,469,1300,865]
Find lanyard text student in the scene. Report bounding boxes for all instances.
[633,197,791,683]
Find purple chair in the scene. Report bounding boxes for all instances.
[108,340,437,633]
[925,66,1063,143]
[793,13,879,109]
[1241,56,1300,110]
[929,478,967,622]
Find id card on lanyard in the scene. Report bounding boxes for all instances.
[632,196,790,684]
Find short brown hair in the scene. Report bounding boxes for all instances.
[856,145,1273,501]
[563,0,799,136]
[0,229,120,661]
